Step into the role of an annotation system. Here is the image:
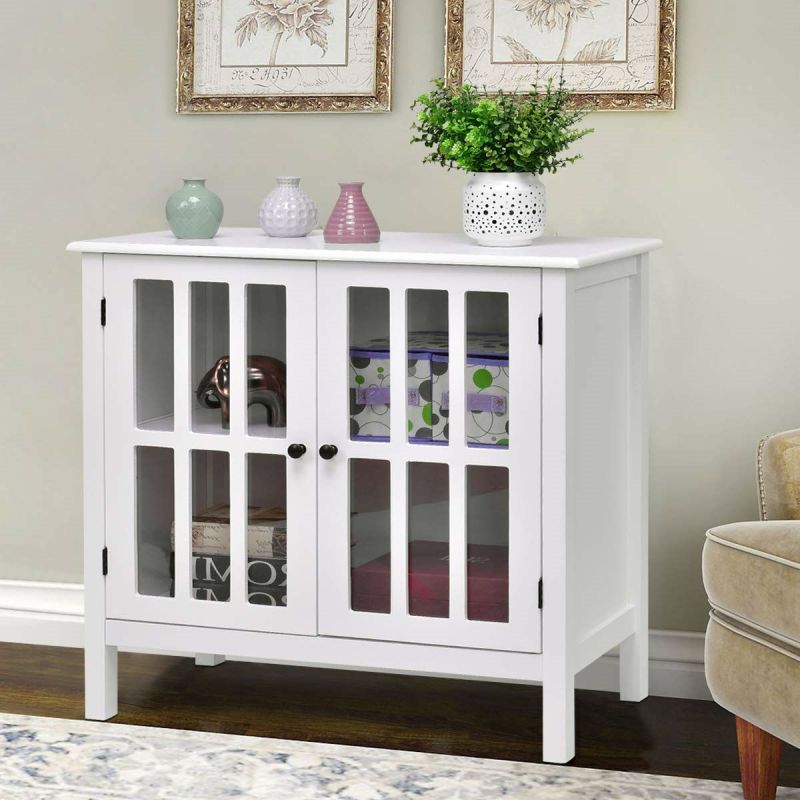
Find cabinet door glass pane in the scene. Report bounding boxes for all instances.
[350,459,391,614]
[192,283,230,435]
[466,466,509,622]
[136,280,173,431]
[465,292,509,449]
[190,450,230,602]
[246,285,287,438]
[408,462,450,618]
[406,290,449,446]
[349,288,390,442]
[247,454,288,607]
[136,446,174,598]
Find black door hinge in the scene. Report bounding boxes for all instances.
[538,578,543,609]
[100,298,107,326]
[102,547,108,576]
[538,314,543,346]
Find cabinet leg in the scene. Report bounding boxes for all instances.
[619,629,648,702]
[542,673,575,764]
[85,644,118,720]
[195,654,226,667]
[737,717,782,800]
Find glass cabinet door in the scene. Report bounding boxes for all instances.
[104,256,316,636]
[318,262,542,653]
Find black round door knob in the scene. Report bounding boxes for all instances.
[319,444,339,460]
[287,443,307,459]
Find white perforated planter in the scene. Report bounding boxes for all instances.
[463,172,546,247]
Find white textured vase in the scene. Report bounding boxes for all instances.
[463,172,546,247]
[259,177,318,238]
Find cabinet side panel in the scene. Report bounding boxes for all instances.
[567,261,637,648]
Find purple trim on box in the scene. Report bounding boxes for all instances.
[349,435,448,445]
[472,394,507,413]
[351,348,433,359]
[352,346,508,360]
[350,349,392,360]
[430,354,510,365]
[441,392,507,414]
[468,442,509,449]
[467,356,510,367]
[355,387,421,407]
[352,332,508,358]
[355,386,391,405]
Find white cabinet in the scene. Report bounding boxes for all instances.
[70,230,660,764]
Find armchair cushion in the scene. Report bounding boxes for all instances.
[703,521,800,644]
[758,428,800,520]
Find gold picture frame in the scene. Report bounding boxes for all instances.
[178,0,393,113]
[445,0,675,110]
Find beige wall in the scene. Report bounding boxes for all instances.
[1,1,798,633]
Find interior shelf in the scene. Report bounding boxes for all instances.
[138,411,287,440]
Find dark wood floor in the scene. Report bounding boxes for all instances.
[1,642,798,786]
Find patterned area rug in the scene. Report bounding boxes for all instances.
[1,713,799,799]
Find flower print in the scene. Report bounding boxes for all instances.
[507,0,607,60]
[236,0,334,65]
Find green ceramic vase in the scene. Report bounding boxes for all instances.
[166,178,224,239]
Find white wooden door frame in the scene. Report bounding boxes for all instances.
[317,261,542,652]
[102,255,318,636]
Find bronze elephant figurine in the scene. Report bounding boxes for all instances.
[196,355,287,429]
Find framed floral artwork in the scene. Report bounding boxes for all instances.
[178,0,393,113]
[445,0,676,110]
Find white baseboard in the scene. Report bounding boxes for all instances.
[0,580,711,701]
[0,580,85,649]
[576,629,709,701]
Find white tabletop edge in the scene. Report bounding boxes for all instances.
[67,229,663,270]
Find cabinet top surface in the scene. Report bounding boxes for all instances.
[68,228,661,269]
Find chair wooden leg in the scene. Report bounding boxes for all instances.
[737,716,783,800]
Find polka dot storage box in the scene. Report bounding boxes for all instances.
[349,331,509,448]
[436,333,510,448]
[349,332,449,443]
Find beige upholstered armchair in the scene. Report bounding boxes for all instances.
[704,429,800,800]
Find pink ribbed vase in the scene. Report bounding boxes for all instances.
[324,182,381,244]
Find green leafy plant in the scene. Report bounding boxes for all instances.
[411,76,593,174]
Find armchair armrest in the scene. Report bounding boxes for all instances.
[758,429,800,521]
